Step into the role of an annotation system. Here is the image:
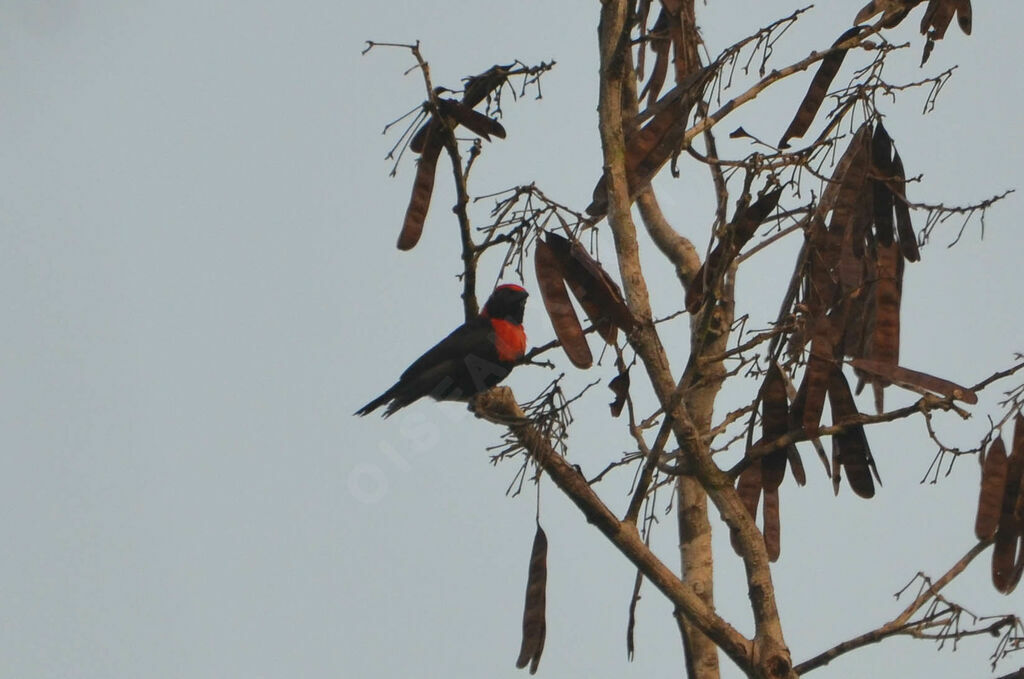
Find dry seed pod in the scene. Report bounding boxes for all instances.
[828,369,877,498]
[976,437,1008,540]
[849,359,977,404]
[401,67,511,249]
[534,238,592,369]
[799,319,839,435]
[760,363,792,492]
[779,26,864,148]
[397,136,442,250]
[516,525,548,674]
[545,231,637,337]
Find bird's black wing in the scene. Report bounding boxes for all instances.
[398,317,498,382]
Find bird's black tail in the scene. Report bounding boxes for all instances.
[354,390,393,417]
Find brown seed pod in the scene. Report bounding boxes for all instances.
[534,238,593,369]
[515,525,548,674]
[779,26,864,148]
[976,437,1008,540]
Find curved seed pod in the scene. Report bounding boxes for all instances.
[515,525,548,674]
[976,437,1008,540]
[829,368,877,498]
[397,135,442,250]
[534,238,593,369]
[779,26,864,148]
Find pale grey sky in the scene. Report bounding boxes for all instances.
[1,2,1021,678]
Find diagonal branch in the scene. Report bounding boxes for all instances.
[794,540,992,675]
[473,387,754,668]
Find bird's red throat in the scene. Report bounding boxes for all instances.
[490,319,527,362]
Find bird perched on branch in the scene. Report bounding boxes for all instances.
[355,284,529,417]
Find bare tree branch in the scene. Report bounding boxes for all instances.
[795,540,993,675]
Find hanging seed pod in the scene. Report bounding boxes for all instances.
[976,437,1008,540]
[534,238,592,369]
[515,525,548,674]
[779,26,864,148]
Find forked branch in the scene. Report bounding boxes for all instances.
[794,540,1019,674]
